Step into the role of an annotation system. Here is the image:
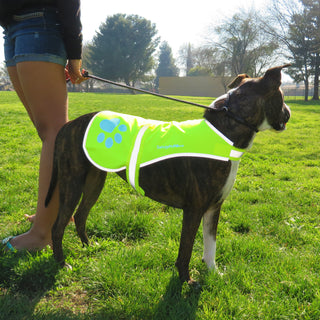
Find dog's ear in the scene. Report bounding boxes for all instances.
[262,63,291,90]
[228,74,250,89]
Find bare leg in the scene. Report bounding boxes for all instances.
[8,61,68,250]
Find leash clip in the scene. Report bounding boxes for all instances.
[222,106,229,113]
[82,70,89,78]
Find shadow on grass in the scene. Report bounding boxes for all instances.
[0,250,202,320]
[153,273,202,320]
[0,250,60,320]
[89,273,202,320]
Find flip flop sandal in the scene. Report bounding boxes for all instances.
[1,236,17,252]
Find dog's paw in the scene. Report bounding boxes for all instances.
[202,258,225,277]
[64,263,73,271]
[187,278,202,291]
[214,267,224,277]
[201,257,216,270]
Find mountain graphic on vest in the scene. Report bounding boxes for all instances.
[83,111,245,195]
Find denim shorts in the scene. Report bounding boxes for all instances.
[3,8,67,67]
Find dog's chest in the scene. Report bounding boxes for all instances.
[221,161,239,200]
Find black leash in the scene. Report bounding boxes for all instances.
[82,71,259,132]
[82,71,210,110]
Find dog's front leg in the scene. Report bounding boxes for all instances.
[202,204,222,270]
[175,208,203,285]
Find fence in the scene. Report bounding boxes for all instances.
[158,76,232,97]
[159,76,314,99]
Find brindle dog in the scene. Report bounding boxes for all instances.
[46,64,291,285]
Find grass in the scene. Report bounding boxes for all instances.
[0,91,319,319]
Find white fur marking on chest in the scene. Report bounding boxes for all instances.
[221,161,239,200]
[258,118,272,131]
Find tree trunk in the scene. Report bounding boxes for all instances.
[304,78,309,101]
[312,53,319,100]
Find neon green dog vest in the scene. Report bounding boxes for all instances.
[83,111,245,195]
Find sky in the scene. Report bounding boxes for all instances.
[0,0,271,66]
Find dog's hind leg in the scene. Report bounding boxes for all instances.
[202,204,222,270]
[175,208,203,284]
[74,166,107,246]
[52,176,85,265]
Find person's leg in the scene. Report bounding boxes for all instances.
[8,67,36,223]
[8,61,68,250]
[7,66,35,125]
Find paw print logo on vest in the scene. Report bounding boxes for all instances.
[97,118,127,148]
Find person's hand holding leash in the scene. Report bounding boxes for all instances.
[66,59,88,84]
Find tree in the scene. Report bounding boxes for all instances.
[186,44,194,75]
[191,46,225,76]
[0,63,11,90]
[88,14,159,86]
[178,43,194,75]
[300,0,320,100]
[81,42,95,92]
[187,66,212,76]
[267,0,320,100]
[155,41,179,89]
[206,9,279,77]
[287,11,314,100]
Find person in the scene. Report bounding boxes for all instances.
[0,0,87,251]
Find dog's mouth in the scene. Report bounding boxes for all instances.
[278,122,287,131]
[272,105,291,132]
[272,117,290,132]
[266,105,290,132]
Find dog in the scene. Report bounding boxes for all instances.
[46,64,291,285]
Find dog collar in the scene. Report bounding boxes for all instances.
[223,106,259,133]
[214,91,259,133]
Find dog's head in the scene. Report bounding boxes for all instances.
[208,64,291,134]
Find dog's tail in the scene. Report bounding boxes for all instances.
[45,147,59,207]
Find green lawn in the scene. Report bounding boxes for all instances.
[0,92,319,319]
